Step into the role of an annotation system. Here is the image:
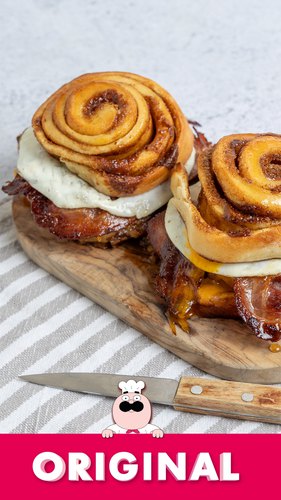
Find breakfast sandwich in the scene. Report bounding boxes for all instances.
[148,133,281,341]
[3,72,206,245]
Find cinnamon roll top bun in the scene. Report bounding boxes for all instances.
[32,71,194,197]
[3,71,202,246]
[171,134,281,263]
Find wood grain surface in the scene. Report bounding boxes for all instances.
[173,377,281,423]
[12,197,281,384]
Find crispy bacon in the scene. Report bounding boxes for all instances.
[148,212,202,332]
[188,120,211,183]
[147,211,238,333]
[2,176,148,245]
[189,120,211,151]
[148,211,281,340]
[234,276,281,341]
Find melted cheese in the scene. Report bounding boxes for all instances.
[17,128,196,219]
[165,200,281,277]
[197,279,234,304]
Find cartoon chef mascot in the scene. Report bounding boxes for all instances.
[102,380,164,438]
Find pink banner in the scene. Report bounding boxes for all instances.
[0,434,277,498]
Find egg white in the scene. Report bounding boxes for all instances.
[165,200,281,277]
[17,128,196,219]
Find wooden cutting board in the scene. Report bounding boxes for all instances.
[12,197,281,384]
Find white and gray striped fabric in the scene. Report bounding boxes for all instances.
[1,197,281,434]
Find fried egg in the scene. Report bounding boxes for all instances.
[17,128,196,219]
[165,200,281,277]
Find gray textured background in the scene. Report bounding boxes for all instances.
[1,0,281,190]
[1,0,281,434]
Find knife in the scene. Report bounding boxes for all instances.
[19,372,281,425]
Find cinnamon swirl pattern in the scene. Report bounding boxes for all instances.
[171,134,281,263]
[32,72,194,197]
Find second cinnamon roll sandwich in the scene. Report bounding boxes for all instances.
[3,72,206,245]
[148,133,281,341]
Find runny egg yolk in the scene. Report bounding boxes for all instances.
[185,237,221,273]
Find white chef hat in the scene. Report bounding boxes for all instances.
[118,379,145,393]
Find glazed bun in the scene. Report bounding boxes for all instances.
[171,134,281,263]
[32,71,194,197]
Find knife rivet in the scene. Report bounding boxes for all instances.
[190,385,203,395]
[241,392,254,402]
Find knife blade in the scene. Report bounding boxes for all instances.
[19,373,178,405]
[19,372,281,424]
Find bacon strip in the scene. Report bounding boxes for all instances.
[188,120,211,183]
[234,276,281,341]
[148,212,203,332]
[147,211,238,333]
[148,210,281,339]
[2,176,148,245]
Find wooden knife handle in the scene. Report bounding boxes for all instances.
[173,377,281,424]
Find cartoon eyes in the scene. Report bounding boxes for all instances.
[121,394,141,401]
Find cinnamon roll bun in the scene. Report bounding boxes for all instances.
[148,133,281,341]
[3,71,204,245]
[32,72,194,197]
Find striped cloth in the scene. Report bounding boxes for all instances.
[0,197,280,434]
